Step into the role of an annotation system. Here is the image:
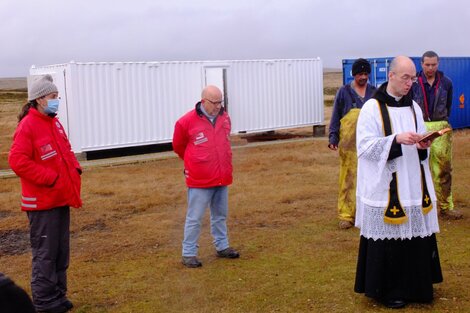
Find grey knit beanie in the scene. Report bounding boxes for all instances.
[28,74,58,101]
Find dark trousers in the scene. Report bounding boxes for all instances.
[27,206,70,311]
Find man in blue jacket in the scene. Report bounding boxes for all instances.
[412,51,462,219]
[328,58,376,229]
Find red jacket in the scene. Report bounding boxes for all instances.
[173,103,233,188]
[9,108,82,211]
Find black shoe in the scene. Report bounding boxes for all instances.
[38,304,69,313]
[182,256,202,268]
[381,299,407,309]
[216,247,240,259]
[62,299,74,310]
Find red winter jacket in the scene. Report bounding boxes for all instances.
[8,108,82,211]
[172,103,233,188]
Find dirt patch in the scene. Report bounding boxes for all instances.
[0,210,12,218]
[80,219,108,232]
[0,229,30,256]
[240,131,311,142]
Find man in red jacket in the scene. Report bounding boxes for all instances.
[173,85,239,268]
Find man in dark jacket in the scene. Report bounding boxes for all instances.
[328,59,377,229]
[412,51,462,220]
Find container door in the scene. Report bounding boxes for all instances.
[343,58,392,88]
[372,58,391,87]
[342,60,354,85]
[204,67,229,112]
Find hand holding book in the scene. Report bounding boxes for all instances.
[418,127,452,143]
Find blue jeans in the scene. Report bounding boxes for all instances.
[182,186,230,256]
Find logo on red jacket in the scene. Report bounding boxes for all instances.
[41,143,53,154]
[194,132,208,145]
[40,143,57,161]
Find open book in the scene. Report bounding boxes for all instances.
[418,127,452,143]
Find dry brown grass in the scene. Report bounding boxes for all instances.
[323,72,341,107]
[1,74,469,312]
[0,134,469,312]
[0,91,26,169]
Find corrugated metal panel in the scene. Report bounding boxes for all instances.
[411,57,470,129]
[229,59,323,133]
[342,57,470,129]
[70,61,203,151]
[30,58,324,153]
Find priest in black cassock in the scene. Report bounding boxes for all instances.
[354,56,443,309]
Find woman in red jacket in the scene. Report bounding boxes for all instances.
[9,74,81,313]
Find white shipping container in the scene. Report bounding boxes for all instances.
[29,59,324,153]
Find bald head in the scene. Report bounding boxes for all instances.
[201,85,222,99]
[387,56,417,97]
[389,56,416,74]
[201,85,223,116]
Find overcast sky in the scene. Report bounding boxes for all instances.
[1,0,469,77]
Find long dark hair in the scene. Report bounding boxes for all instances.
[18,100,38,122]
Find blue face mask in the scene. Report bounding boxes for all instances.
[44,99,60,114]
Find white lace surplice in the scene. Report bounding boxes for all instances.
[355,99,439,240]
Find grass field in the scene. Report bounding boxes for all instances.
[0,74,469,312]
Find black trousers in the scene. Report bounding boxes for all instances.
[27,206,70,311]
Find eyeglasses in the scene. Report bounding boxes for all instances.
[392,72,418,83]
[204,98,224,106]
